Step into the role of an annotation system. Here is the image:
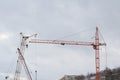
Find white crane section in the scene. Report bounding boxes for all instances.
[17,48,32,80]
[14,33,37,80]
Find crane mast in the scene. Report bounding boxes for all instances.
[29,27,106,80]
[14,33,28,80]
[95,27,100,80]
[14,33,37,80]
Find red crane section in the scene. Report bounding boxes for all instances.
[95,27,100,80]
[29,27,106,80]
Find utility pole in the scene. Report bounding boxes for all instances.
[35,70,37,80]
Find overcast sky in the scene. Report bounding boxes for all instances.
[0,0,120,80]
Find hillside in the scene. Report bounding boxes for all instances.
[87,67,120,80]
[60,67,120,80]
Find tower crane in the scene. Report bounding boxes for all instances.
[14,33,37,80]
[29,27,106,80]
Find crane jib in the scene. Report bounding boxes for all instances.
[29,39,106,47]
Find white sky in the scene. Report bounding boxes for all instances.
[0,0,120,80]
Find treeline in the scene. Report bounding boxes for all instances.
[75,67,120,80]
[104,67,120,80]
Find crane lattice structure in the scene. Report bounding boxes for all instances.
[29,27,106,80]
[14,33,37,80]
[17,48,32,80]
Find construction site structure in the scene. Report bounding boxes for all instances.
[14,33,37,80]
[29,27,106,80]
[17,48,32,80]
